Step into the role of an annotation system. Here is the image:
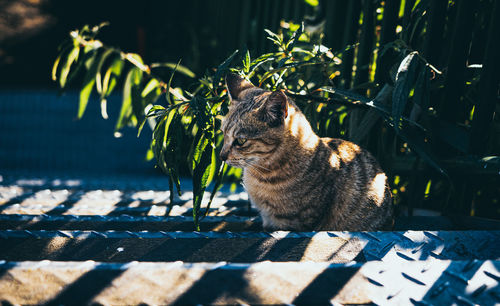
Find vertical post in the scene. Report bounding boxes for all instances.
[438,0,476,123]
[353,0,376,90]
[469,1,500,155]
[402,0,415,32]
[238,0,252,49]
[324,0,348,52]
[259,0,272,53]
[422,0,447,67]
[340,0,362,89]
[375,0,401,84]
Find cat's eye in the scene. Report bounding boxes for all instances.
[234,138,247,147]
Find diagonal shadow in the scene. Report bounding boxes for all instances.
[0,262,15,282]
[0,190,35,213]
[43,266,125,306]
[420,260,482,304]
[107,191,153,217]
[231,232,312,262]
[43,197,80,215]
[171,267,251,305]
[292,265,361,304]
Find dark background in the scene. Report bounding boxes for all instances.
[0,0,316,89]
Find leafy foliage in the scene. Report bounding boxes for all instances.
[53,0,499,226]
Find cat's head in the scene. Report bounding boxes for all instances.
[220,73,289,168]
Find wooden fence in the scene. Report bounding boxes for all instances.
[180,0,500,218]
[2,0,499,218]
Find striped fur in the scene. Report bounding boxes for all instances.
[221,74,393,231]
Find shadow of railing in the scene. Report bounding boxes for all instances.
[43,266,125,306]
[171,267,252,305]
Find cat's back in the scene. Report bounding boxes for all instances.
[318,136,393,231]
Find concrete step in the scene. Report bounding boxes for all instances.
[0,229,498,263]
[1,213,500,233]
[0,214,261,231]
[2,173,500,304]
[1,260,499,305]
[0,176,251,217]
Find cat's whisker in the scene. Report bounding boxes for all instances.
[247,161,271,172]
[243,161,271,183]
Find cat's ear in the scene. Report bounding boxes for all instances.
[225,73,254,101]
[260,90,288,127]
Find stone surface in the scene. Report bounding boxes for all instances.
[0,230,499,263]
[0,260,499,305]
[2,173,500,304]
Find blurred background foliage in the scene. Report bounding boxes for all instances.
[4,0,500,227]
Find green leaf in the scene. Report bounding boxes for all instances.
[102,56,124,98]
[146,104,167,117]
[52,43,72,82]
[65,51,91,87]
[95,49,115,95]
[137,118,147,137]
[78,52,100,119]
[99,55,124,120]
[321,87,371,103]
[90,21,110,36]
[192,143,214,230]
[126,53,144,66]
[131,80,145,123]
[304,0,319,6]
[264,29,282,48]
[52,54,62,82]
[142,79,160,98]
[259,61,315,85]
[116,67,142,131]
[152,109,182,197]
[213,50,239,90]
[412,67,430,109]
[392,51,420,128]
[243,49,251,74]
[202,162,227,218]
[59,46,80,88]
[166,60,181,105]
[286,22,304,52]
[277,56,291,68]
[247,53,277,78]
[141,78,162,108]
[260,67,288,86]
[150,62,195,78]
[191,132,209,171]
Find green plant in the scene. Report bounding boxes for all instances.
[53,1,499,227]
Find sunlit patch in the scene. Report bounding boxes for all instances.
[0,186,24,205]
[300,235,350,261]
[368,173,387,206]
[41,237,71,256]
[131,190,169,204]
[337,142,360,163]
[244,261,330,302]
[289,110,300,136]
[302,132,319,150]
[329,153,340,169]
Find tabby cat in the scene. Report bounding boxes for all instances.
[220,73,393,231]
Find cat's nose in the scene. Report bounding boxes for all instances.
[219,150,229,161]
